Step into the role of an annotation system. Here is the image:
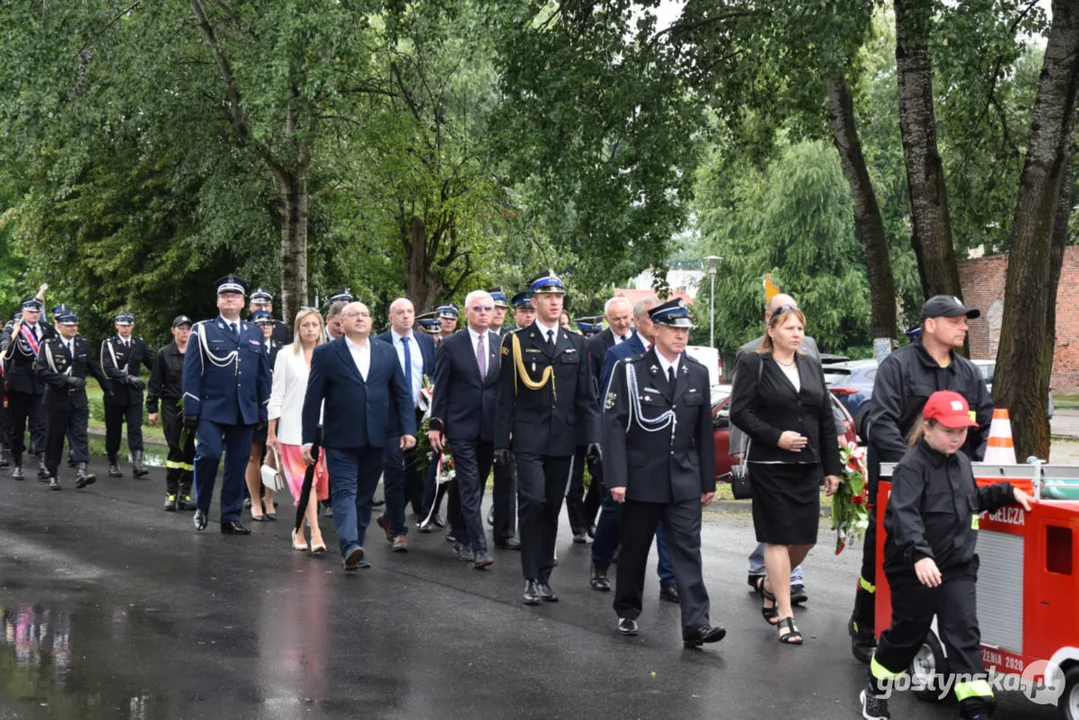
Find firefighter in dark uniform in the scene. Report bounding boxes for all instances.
[248,288,293,346]
[33,310,111,491]
[859,391,1031,720]
[101,312,154,479]
[601,298,725,647]
[147,315,197,511]
[494,270,600,605]
[849,295,994,663]
[0,312,16,468]
[0,297,57,481]
[183,275,272,535]
[509,291,536,332]
[484,287,519,548]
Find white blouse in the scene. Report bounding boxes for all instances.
[268,344,313,445]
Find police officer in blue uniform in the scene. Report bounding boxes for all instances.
[248,288,293,346]
[183,275,272,534]
[508,292,535,332]
[101,312,154,479]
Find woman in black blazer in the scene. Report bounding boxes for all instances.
[730,305,842,645]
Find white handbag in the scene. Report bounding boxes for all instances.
[260,447,286,492]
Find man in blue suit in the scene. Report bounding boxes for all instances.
[302,301,416,571]
[428,290,501,569]
[373,297,436,551]
[592,297,679,601]
[183,275,272,535]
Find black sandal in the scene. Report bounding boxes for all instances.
[777,616,803,645]
[756,578,779,625]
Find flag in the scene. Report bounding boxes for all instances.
[764,273,781,304]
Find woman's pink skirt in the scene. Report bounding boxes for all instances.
[278,443,329,506]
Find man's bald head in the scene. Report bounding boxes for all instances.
[767,293,798,314]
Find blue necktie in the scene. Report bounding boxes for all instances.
[228,322,237,338]
[402,336,413,391]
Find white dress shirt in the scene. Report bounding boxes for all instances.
[345,336,371,381]
[656,350,680,380]
[533,319,559,346]
[468,326,491,378]
[391,329,424,406]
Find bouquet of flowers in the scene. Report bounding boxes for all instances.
[410,375,453,483]
[831,442,870,555]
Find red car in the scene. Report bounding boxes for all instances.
[712,390,857,482]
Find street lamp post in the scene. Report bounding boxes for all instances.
[704,256,721,348]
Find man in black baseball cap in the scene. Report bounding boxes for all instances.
[919,294,981,321]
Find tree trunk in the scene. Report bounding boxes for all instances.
[404,216,444,311]
[893,0,962,300]
[278,170,308,324]
[827,72,898,340]
[996,0,1079,461]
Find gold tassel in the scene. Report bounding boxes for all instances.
[511,332,555,399]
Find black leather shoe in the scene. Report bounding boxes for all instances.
[132,450,149,478]
[617,618,639,636]
[221,521,251,535]
[487,506,495,527]
[431,514,446,529]
[791,583,808,605]
[372,498,385,508]
[537,583,559,602]
[683,625,727,648]
[590,563,610,592]
[74,463,95,489]
[445,531,457,543]
[495,538,521,550]
[108,464,123,478]
[659,583,680,603]
[572,532,588,544]
[193,509,208,531]
[48,476,61,491]
[11,465,23,480]
[522,580,541,606]
[37,459,49,480]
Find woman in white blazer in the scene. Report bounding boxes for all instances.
[268,308,329,552]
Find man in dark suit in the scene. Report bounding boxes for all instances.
[101,311,155,479]
[373,297,436,551]
[568,297,636,541]
[603,298,725,647]
[429,290,502,568]
[303,301,416,571]
[183,275,272,535]
[589,297,678,601]
[34,310,111,491]
[0,297,57,481]
[495,271,600,605]
[729,293,821,604]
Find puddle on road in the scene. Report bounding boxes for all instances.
[0,603,164,719]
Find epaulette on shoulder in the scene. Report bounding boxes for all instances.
[684,353,705,368]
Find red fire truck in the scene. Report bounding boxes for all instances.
[875,462,1079,719]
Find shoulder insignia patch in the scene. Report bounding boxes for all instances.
[501,345,510,357]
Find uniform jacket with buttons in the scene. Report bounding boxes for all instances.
[884,441,1016,574]
[602,348,716,503]
[101,335,154,407]
[182,316,271,426]
[1,320,58,395]
[729,350,842,475]
[146,341,186,413]
[494,322,599,456]
[34,335,110,410]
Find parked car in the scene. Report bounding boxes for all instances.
[712,390,857,482]
[823,359,879,420]
[971,358,1054,419]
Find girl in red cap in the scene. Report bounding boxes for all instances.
[859,390,1031,720]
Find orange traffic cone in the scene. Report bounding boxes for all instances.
[983,408,1017,464]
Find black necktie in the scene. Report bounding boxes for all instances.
[229,322,237,337]
[67,340,74,356]
[668,366,675,385]
[547,329,554,347]
[32,326,38,341]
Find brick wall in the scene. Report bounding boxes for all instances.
[958,247,1079,392]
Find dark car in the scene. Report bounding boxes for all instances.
[712,390,857,482]
[823,359,879,420]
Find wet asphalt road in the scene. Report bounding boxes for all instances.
[0,459,1059,720]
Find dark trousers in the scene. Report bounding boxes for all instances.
[871,568,993,716]
[565,445,588,534]
[161,400,195,495]
[104,400,144,458]
[43,401,90,476]
[383,438,410,537]
[325,446,385,558]
[7,390,46,461]
[852,455,883,632]
[592,490,676,585]
[491,454,517,543]
[193,419,254,523]
[613,499,711,634]
[452,438,493,555]
[515,452,572,582]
